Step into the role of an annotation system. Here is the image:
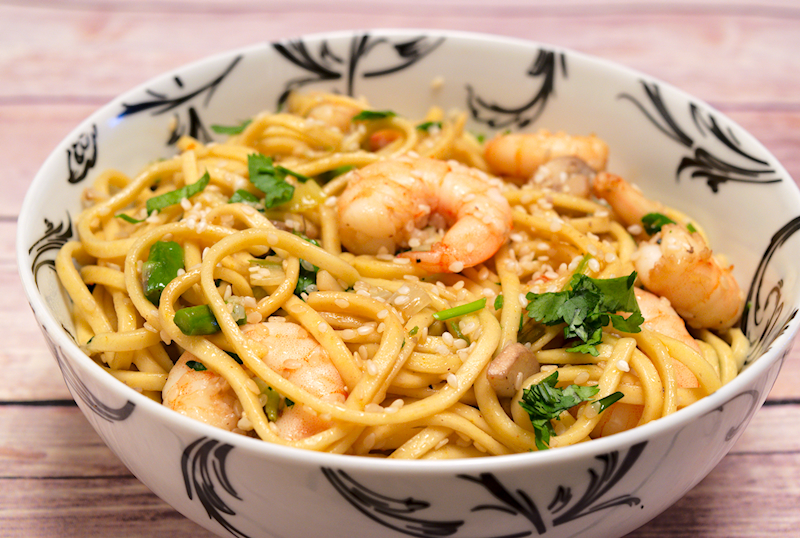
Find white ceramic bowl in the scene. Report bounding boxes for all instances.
[18,29,800,538]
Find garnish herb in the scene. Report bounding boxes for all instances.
[263,386,281,421]
[432,298,487,321]
[146,171,210,215]
[247,153,295,209]
[225,351,243,365]
[494,294,504,310]
[686,222,698,233]
[173,303,246,336]
[641,212,676,235]
[317,165,356,184]
[596,392,625,412]
[115,213,144,224]
[186,360,207,372]
[142,241,184,305]
[416,121,442,132]
[518,371,624,450]
[409,326,419,336]
[211,119,252,135]
[525,272,643,356]
[352,110,396,121]
[229,189,261,205]
[293,233,320,299]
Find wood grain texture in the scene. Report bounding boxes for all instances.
[3,1,799,537]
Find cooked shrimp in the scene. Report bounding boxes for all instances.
[484,130,609,180]
[634,224,743,330]
[242,320,347,440]
[162,353,242,432]
[591,171,666,229]
[634,287,700,354]
[287,91,361,133]
[592,172,744,330]
[337,156,512,273]
[595,288,700,437]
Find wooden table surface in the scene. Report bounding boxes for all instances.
[3,1,799,536]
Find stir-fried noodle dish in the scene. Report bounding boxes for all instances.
[57,92,748,457]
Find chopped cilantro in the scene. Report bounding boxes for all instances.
[525,272,643,356]
[146,171,210,215]
[641,212,676,235]
[186,360,207,372]
[519,371,622,450]
[247,153,295,209]
[229,189,261,205]
[409,326,419,336]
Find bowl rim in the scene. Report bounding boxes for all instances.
[17,27,800,474]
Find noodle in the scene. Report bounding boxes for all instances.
[57,91,748,458]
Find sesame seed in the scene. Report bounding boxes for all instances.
[357,325,374,336]
[335,298,350,309]
[446,373,459,389]
[317,322,328,333]
[617,359,631,372]
[365,360,378,376]
[247,311,263,324]
[449,261,464,273]
[377,309,388,319]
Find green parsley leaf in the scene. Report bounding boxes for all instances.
[686,222,698,233]
[525,272,643,356]
[146,171,210,215]
[641,212,676,235]
[211,119,252,135]
[519,371,600,450]
[352,110,396,121]
[247,153,294,209]
[409,326,419,336]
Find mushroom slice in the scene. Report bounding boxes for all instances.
[530,156,595,198]
[486,343,541,398]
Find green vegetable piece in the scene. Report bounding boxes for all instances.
[142,241,184,305]
[225,351,243,364]
[263,386,281,421]
[432,298,486,321]
[247,153,294,208]
[641,212,676,235]
[115,213,144,224]
[146,171,210,215]
[317,165,356,184]
[409,326,419,336]
[494,294,504,310]
[686,222,698,233]
[276,165,311,183]
[519,371,600,450]
[174,305,221,335]
[293,233,320,299]
[352,109,396,121]
[186,360,207,371]
[596,391,625,412]
[229,189,261,205]
[525,272,643,356]
[211,119,252,135]
[416,121,442,132]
